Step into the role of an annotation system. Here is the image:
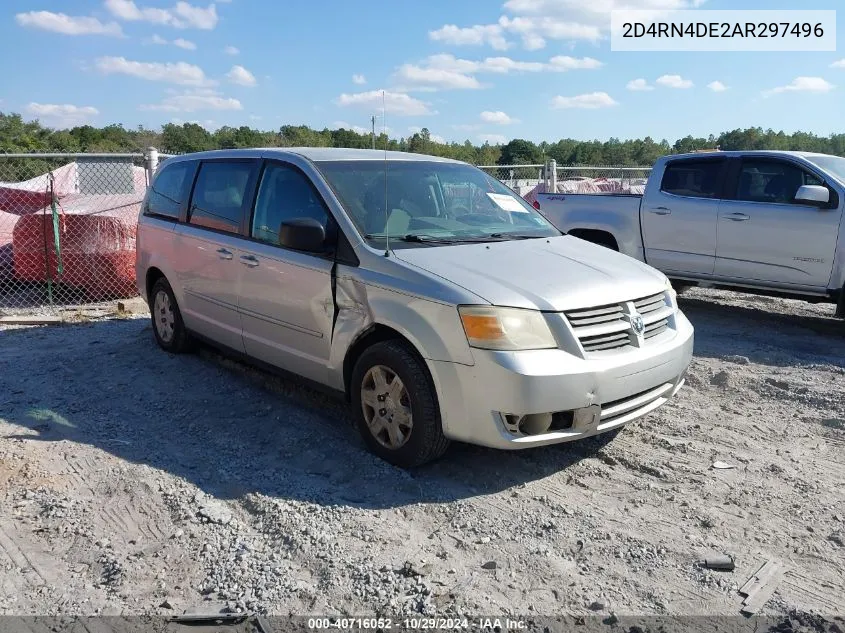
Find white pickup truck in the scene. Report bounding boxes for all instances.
[535,151,845,319]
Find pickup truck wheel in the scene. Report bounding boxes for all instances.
[351,340,449,468]
[150,277,192,354]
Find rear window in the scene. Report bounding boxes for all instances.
[145,160,195,219]
[660,160,724,199]
[188,161,254,233]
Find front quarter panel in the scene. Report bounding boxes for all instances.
[327,261,479,392]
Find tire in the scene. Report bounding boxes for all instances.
[149,277,192,354]
[350,340,449,468]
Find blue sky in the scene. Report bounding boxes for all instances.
[1,0,843,144]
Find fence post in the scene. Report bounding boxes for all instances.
[146,146,159,183]
[548,159,557,193]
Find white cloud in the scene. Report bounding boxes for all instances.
[140,90,242,112]
[626,78,653,91]
[480,110,518,125]
[763,76,835,97]
[335,90,435,116]
[395,64,483,91]
[429,0,703,51]
[497,16,601,49]
[830,59,845,69]
[551,92,619,109]
[95,56,213,86]
[26,103,99,128]
[429,24,510,50]
[352,74,367,85]
[147,34,196,49]
[395,53,601,91]
[478,133,508,144]
[104,0,218,30]
[223,45,240,55]
[547,55,603,71]
[15,11,123,36]
[226,65,257,87]
[173,38,196,50]
[707,80,728,92]
[656,74,694,89]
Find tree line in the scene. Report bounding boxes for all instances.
[2,112,844,169]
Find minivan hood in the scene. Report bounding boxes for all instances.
[392,235,667,312]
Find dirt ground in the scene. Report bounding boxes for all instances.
[0,287,843,623]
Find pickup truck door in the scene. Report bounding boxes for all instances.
[640,157,727,275]
[715,157,839,288]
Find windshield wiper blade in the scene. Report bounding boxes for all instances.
[400,234,505,244]
[488,232,544,240]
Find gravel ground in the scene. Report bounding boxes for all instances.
[0,287,843,622]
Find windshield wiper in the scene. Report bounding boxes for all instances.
[488,232,553,240]
[365,233,504,244]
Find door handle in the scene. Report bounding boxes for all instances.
[725,212,750,221]
[216,248,233,260]
[649,207,671,215]
[239,254,259,268]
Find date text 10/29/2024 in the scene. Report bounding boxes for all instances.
[307,617,528,631]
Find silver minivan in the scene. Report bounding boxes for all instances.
[136,148,694,467]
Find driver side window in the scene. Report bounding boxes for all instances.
[251,163,329,245]
[736,160,822,205]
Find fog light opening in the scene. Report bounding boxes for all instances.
[519,413,553,436]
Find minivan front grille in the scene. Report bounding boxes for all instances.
[564,291,674,354]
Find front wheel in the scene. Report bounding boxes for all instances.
[350,340,449,468]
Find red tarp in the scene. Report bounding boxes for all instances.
[0,162,147,298]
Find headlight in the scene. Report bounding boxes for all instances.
[665,277,677,298]
[458,305,557,351]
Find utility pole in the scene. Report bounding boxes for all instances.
[371,115,377,150]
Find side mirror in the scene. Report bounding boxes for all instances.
[794,184,830,207]
[279,217,326,252]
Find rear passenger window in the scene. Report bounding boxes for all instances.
[146,160,194,219]
[661,160,724,199]
[189,162,254,233]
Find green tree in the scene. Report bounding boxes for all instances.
[499,139,542,165]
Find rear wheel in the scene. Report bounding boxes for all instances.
[150,277,192,353]
[350,340,449,468]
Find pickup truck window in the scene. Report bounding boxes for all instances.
[660,160,723,199]
[736,160,822,205]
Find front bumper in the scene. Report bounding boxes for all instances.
[428,311,694,449]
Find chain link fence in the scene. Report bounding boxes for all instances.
[0,152,152,318]
[477,164,546,197]
[479,163,653,197]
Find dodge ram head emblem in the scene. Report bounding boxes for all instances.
[631,315,645,336]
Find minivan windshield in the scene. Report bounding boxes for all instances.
[314,160,560,246]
